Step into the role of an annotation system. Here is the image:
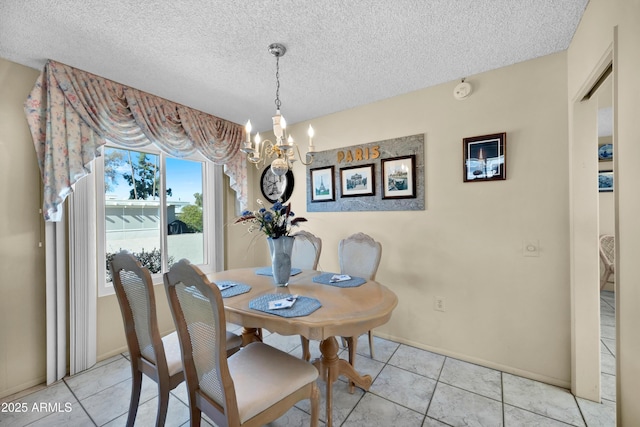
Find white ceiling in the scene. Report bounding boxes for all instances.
[0,1,588,132]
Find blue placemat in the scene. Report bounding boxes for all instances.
[312,273,367,288]
[249,294,322,318]
[255,266,302,276]
[216,281,252,298]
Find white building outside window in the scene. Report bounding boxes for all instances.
[95,143,222,296]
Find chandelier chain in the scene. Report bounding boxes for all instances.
[274,56,281,111]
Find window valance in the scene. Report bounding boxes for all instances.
[24,60,248,221]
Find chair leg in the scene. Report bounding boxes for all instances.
[600,269,612,290]
[368,330,375,359]
[126,369,143,427]
[189,407,202,427]
[300,336,311,361]
[309,382,320,427]
[156,381,170,427]
[188,390,202,427]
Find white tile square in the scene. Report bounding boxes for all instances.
[64,357,132,400]
[504,404,574,426]
[26,401,95,427]
[343,393,424,427]
[388,344,445,380]
[0,382,78,427]
[296,379,364,425]
[503,373,585,426]
[354,335,399,363]
[576,397,615,427]
[439,358,502,401]
[427,382,503,427]
[370,365,436,414]
[81,376,158,426]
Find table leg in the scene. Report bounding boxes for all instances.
[240,327,261,346]
[312,337,373,427]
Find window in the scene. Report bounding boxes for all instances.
[96,143,222,296]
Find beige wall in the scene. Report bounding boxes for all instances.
[0,59,46,397]
[231,52,572,386]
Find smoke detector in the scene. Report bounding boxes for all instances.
[454,79,472,100]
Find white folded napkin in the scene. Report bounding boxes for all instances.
[216,282,237,291]
[330,274,351,283]
[268,295,298,310]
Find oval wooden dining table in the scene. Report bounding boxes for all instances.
[199,267,398,427]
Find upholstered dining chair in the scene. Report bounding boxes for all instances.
[291,230,323,270]
[110,252,242,427]
[339,232,382,360]
[599,234,615,290]
[164,259,319,427]
[110,251,186,427]
[291,231,322,361]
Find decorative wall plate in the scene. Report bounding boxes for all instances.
[260,167,294,203]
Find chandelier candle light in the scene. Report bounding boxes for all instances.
[242,43,316,176]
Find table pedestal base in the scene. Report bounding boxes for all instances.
[241,329,371,427]
[312,337,372,427]
[240,327,262,345]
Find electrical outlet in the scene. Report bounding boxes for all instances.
[434,296,446,312]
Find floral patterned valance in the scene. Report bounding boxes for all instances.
[24,60,248,221]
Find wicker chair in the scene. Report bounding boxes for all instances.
[599,234,615,290]
[339,233,382,361]
[164,259,319,427]
[110,251,186,427]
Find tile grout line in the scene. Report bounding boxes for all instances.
[60,377,99,427]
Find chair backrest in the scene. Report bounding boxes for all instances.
[338,232,382,280]
[110,251,167,369]
[291,231,322,270]
[599,234,615,267]
[164,259,240,424]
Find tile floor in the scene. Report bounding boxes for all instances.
[1,291,617,427]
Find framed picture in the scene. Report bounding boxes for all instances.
[599,170,613,192]
[340,164,375,197]
[463,133,506,182]
[382,155,416,199]
[599,143,613,161]
[310,166,335,202]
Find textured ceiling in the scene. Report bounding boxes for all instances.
[0,1,587,132]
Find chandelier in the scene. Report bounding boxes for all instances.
[241,43,315,176]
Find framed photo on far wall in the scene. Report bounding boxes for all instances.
[382,155,416,199]
[340,164,375,197]
[310,166,335,202]
[599,170,613,192]
[599,143,613,161]
[463,132,506,182]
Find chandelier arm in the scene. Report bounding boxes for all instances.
[248,138,276,168]
[292,143,315,166]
